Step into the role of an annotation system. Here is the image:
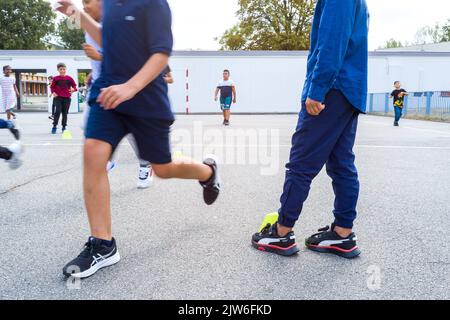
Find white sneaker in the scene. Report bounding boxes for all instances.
[106,160,116,173]
[137,166,153,189]
[7,143,23,170]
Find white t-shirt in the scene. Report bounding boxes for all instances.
[0,76,16,110]
[85,32,102,82]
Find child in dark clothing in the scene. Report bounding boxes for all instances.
[390,81,408,126]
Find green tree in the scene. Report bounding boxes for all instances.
[0,0,56,49]
[218,0,317,51]
[56,17,85,50]
[380,38,404,49]
[414,23,442,45]
[441,20,450,42]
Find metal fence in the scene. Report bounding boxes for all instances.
[367,91,450,120]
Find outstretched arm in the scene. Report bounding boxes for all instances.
[56,0,102,47]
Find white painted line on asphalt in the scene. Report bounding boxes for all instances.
[355,145,450,150]
[401,126,450,136]
[363,120,450,136]
[15,143,450,150]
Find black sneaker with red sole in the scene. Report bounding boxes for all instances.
[199,155,221,205]
[305,224,361,259]
[252,222,300,256]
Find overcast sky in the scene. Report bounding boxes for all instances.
[70,0,450,50]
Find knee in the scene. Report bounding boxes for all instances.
[84,140,111,170]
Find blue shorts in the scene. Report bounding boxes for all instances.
[85,103,173,164]
[220,96,232,110]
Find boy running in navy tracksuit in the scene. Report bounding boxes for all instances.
[252,0,369,259]
[56,0,221,279]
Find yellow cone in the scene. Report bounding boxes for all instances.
[173,150,183,159]
[258,212,279,232]
[62,130,73,140]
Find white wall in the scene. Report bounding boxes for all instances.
[1,51,449,114]
[0,53,91,113]
[169,54,307,113]
[368,54,450,93]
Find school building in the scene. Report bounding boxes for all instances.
[0,49,449,114]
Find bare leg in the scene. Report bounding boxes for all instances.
[83,139,113,240]
[152,159,212,181]
[225,109,231,121]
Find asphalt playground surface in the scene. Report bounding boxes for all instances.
[0,113,449,300]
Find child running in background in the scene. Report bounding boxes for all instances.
[390,81,408,127]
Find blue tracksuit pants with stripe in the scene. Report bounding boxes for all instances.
[278,89,360,229]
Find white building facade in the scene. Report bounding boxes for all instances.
[0,50,449,114]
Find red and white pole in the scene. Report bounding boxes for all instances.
[185,68,190,115]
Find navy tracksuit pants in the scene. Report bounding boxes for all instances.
[278,89,360,229]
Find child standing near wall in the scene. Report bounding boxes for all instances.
[214,70,236,126]
[1,65,19,120]
[50,63,77,134]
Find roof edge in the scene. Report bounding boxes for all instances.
[0,50,449,57]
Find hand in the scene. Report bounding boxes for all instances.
[233,98,236,104]
[97,83,138,110]
[214,97,218,102]
[52,93,58,98]
[55,0,77,16]
[83,43,102,61]
[305,98,325,116]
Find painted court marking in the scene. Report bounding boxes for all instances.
[10,142,450,150]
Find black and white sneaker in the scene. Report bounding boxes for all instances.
[63,237,121,279]
[305,224,361,259]
[6,143,23,170]
[252,222,300,256]
[9,124,20,140]
[199,155,221,205]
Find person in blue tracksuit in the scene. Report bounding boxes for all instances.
[253,0,369,259]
